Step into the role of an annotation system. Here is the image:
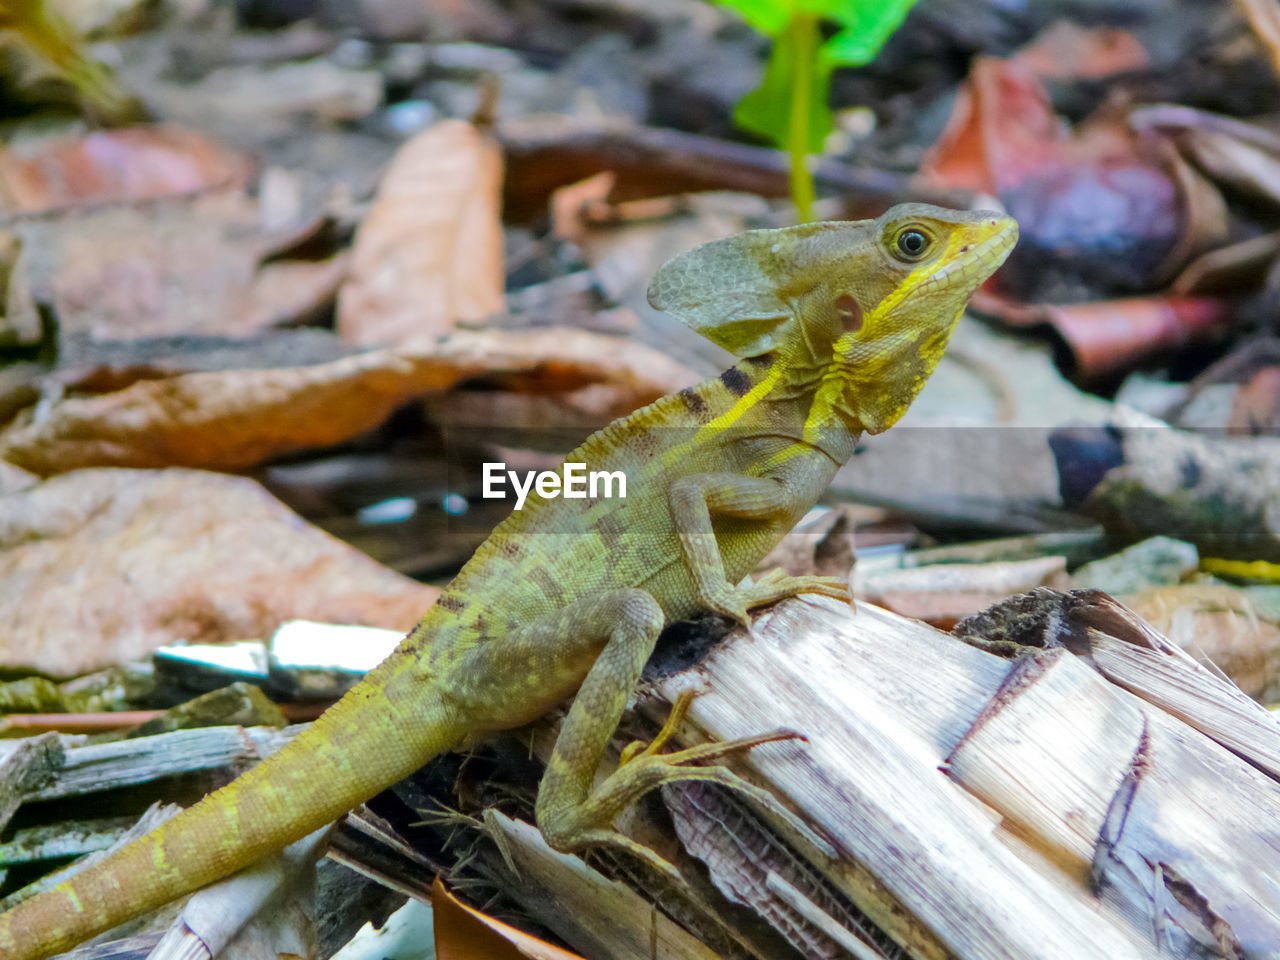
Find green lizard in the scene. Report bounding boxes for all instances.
[0,202,1016,959]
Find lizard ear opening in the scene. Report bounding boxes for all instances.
[835,294,863,333]
[646,231,797,358]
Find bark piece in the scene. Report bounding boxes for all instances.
[1082,414,1280,562]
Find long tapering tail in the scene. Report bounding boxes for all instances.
[0,648,465,960]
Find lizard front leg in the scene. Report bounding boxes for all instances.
[669,472,851,631]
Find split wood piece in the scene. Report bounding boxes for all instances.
[947,646,1279,957]
[641,596,1280,960]
[479,811,722,960]
[0,817,139,870]
[0,733,62,835]
[958,585,1280,782]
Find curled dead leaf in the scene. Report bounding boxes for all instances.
[920,59,1223,297]
[433,875,587,960]
[973,292,1230,380]
[0,328,696,475]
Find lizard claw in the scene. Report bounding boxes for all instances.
[702,589,757,638]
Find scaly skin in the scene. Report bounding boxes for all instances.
[0,203,1016,959]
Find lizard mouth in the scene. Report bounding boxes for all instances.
[927,215,1019,292]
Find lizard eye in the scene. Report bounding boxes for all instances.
[894,228,931,261]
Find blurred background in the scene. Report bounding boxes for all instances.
[7,4,1280,958]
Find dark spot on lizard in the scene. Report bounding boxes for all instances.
[835,294,862,333]
[631,430,659,458]
[500,541,520,559]
[438,595,466,613]
[719,366,751,397]
[678,388,708,418]
[531,566,565,604]
[745,354,775,369]
[594,511,625,548]
[1180,455,1201,487]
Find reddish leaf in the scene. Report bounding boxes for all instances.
[0,126,248,215]
[1013,22,1149,80]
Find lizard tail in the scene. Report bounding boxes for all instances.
[0,647,466,960]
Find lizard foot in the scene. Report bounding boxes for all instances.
[618,689,799,766]
[699,587,762,640]
[541,692,836,878]
[561,827,687,885]
[616,692,836,855]
[703,573,852,641]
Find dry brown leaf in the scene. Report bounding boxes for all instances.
[970,292,1231,380]
[0,126,248,215]
[0,328,696,475]
[433,876,587,960]
[337,120,505,345]
[238,253,349,330]
[0,467,437,677]
[1012,21,1149,80]
[12,192,315,341]
[549,170,615,246]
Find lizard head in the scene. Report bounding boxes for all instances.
[648,203,1017,434]
[820,203,1019,433]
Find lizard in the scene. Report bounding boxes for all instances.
[0,202,1017,960]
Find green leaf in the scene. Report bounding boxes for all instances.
[733,25,832,153]
[819,0,919,66]
[711,0,792,37]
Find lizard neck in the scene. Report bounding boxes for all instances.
[719,351,862,468]
[805,316,959,440]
